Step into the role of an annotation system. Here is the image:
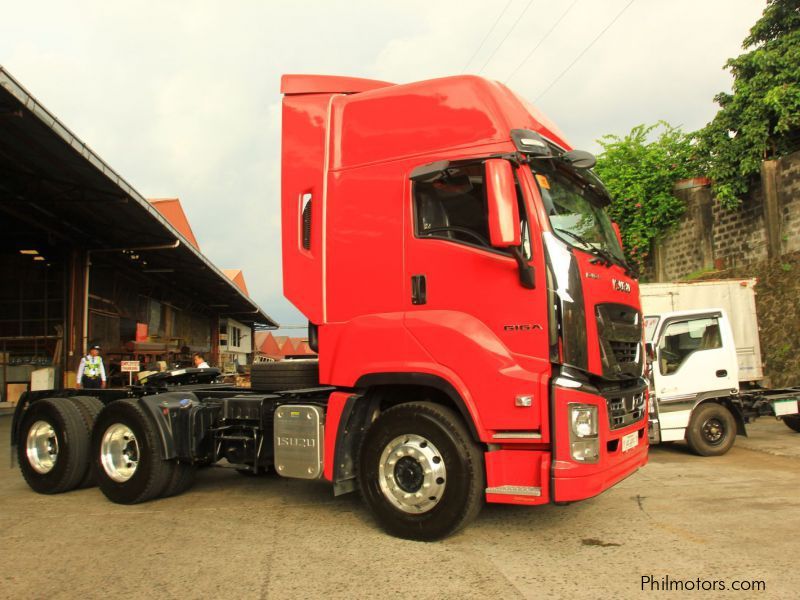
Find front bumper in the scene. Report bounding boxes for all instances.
[552,382,649,502]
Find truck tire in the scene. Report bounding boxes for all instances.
[66,396,105,488]
[92,399,174,504]
[686,402,737,456]
[358,402,484,541]
[250,360,319,392]
[782,415,800,433]
[162,463,196,498]
[17,398,90,494]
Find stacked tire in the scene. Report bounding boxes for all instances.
[250,359,320,392]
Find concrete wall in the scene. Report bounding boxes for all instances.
[652,150,800,281]
[651,150,800,387]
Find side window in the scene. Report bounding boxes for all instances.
[413,163,529,257]
[658,317,721,375]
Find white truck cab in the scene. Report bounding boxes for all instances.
[645,309,742,454]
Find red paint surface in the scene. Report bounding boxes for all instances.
[552,385,648,502]
[281,74,645,505]
[485,449,550,506]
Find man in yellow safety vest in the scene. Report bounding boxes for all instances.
[77,344,107,389]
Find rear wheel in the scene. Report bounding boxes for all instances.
[66,396,105,488]
[358,402,484,541]
[782,415,800,433]
[162,462,196,498]
[92,399,173,504]
[686,402,737,456]
[17,398,89,494]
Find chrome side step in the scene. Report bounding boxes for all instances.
[485,485,542,497]
[491,431,542,440]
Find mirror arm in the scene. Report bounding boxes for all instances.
[511,247,535,289]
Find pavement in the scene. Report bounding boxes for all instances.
[1,414,798,599]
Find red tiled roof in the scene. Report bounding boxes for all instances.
[223,269,250,297]
[256,332,317,359]
[148,198,200,250]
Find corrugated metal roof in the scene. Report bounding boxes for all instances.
[0,65,277,328]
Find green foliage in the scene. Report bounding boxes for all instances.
[697,0,800,208]
[595,122,700,269]
[680,268,715,282]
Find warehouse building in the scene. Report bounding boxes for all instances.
[0,66,277,401]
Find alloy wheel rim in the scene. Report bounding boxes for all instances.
[26,420,59,474]
[378,434,446,514]
[100,423,140,482]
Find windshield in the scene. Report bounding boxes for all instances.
[529,162,625,261]
[644,316,659,341]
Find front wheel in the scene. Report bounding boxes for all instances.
[358,402,484,541]
[782,415,800,433]
[686,402,737,456]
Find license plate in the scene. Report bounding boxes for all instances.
[773,399,798,416]
[621,431,638,453]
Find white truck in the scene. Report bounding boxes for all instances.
[641,279,800,455]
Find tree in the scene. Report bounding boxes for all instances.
[595,122,700,270]
[699,0,800,208]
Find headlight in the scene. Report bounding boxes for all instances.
[570,404,597,438]
[569,403,599,463]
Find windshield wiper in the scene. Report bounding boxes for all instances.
[553,228,609,263]
[554,227,638,277]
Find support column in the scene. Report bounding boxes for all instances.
[761,159,782,259]
[692,185,714,270]
[65,249,86,387]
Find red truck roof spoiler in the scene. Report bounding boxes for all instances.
[280,74,394,95]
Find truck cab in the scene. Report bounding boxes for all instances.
[646,309,743,454]
[281,74,648,523]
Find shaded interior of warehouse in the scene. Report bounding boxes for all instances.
[0,66,276,399]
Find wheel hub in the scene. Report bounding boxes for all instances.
[702,418,724,444]
[394,456,424,492]
[378,434,446,514]
[100,423,140,482]
[26,420,59,474]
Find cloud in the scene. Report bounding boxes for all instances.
[1,0,766,326]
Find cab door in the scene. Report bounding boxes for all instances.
[403,160,551,432]
[653,312,738,401]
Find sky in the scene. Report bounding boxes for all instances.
[2,0,766,331]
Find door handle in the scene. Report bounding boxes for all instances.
[411,275,427,305]
[716,370,728,378]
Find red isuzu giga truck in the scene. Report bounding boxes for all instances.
[13,74,648,540]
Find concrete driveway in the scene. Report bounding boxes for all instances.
[1,415,798,598]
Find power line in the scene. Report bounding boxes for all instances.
[504,0,579,84]
[477,0,537,75]
[462,0,514,73]
[534,0,636,103]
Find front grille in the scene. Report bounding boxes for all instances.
[596,303,643,380]
[607,390,646,430]
[609,340,639,364]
